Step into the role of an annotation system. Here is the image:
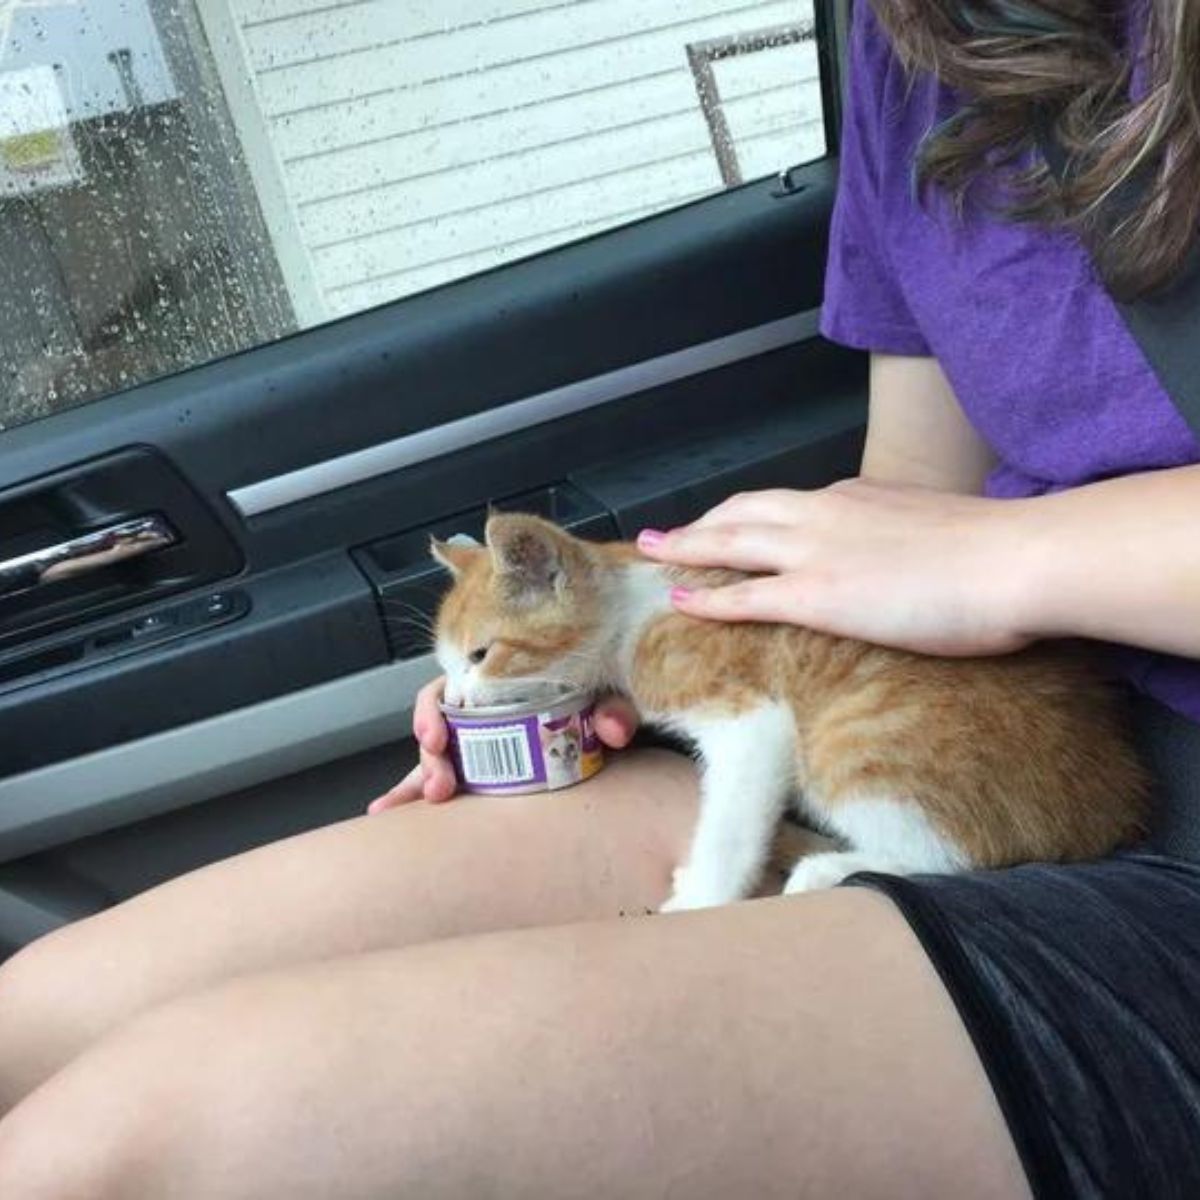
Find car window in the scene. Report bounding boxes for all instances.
[0,0,828,430]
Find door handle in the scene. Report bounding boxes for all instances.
[0,515,177,598]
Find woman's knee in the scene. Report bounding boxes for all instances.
[0,1093,136,1200]
[0,931,77,1093]
[0,916,136,1112]
[0,1048,177,1199]
[0,985,267,1200]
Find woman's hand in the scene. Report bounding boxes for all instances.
[637,480,1034,657]
[367,679,642,814]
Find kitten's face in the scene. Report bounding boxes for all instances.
[432,515,607,707]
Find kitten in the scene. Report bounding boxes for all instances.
[432,513,1149,911]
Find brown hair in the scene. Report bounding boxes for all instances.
[870,1,1200,298]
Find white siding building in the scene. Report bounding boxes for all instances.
[198,0,825,323]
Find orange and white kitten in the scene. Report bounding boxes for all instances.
[433,513,1149,911]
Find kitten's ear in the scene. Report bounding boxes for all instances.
[430,533,484,577]
[485,513,576,603]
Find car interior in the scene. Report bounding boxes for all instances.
[0,0,861,960]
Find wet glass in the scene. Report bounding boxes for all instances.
[0,0,824,430]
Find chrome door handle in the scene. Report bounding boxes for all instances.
[0,515,177,598]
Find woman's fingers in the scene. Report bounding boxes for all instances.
[367,764,426,814]
[419,745,458,803]
[367,746,458,815]
[670,576,801,625]
[638,522,792,573]
[638,490,817,567]
[374,681,643,815]
[689,489,805,529]
[370,692,639,815]
[413,677,449,755]
[368,677,458,814]
[592,696,640,749]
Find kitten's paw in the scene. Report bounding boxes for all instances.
[659,867,730,913]
[784,852,872,894]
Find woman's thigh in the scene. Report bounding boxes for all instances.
[0,749,701,1111]
[0,889,1029,1200]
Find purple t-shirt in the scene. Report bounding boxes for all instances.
[820,1,1200,724]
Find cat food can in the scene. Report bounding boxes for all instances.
[440,688,605,795]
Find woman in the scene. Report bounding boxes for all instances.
[2,1,1199,1195]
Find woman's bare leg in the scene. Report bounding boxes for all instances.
[0,750,706,1113]
[0,888,1029,1200]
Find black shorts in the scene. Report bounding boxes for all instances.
[846,698,1200,1200]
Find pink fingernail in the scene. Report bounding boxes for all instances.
[638,529,666,548]
[670,587,693,605]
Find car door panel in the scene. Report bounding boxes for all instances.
[0,164,860,780]
[0,3,861,952]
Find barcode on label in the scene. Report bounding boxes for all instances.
[458,726,535,784]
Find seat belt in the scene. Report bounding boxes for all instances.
[1034,121,1200,859]
[1035,118,1200,439]
[1108,260,1200,440]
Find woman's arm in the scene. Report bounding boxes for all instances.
[861,355,995,493]
[869,359,1200,659]
[638,356,1200,661]
[1011,465,1200,660]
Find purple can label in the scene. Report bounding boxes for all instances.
[445,700,603,795]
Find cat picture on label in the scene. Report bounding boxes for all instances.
[540,719,583,789]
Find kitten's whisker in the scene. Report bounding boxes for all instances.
[380,599,437,625]
[380,599,439,647]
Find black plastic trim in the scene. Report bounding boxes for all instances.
[815,0,845,153]
[573,385,866,536]
[0,554,386,777]
[0,589,249,695]
[0,446,243,648]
